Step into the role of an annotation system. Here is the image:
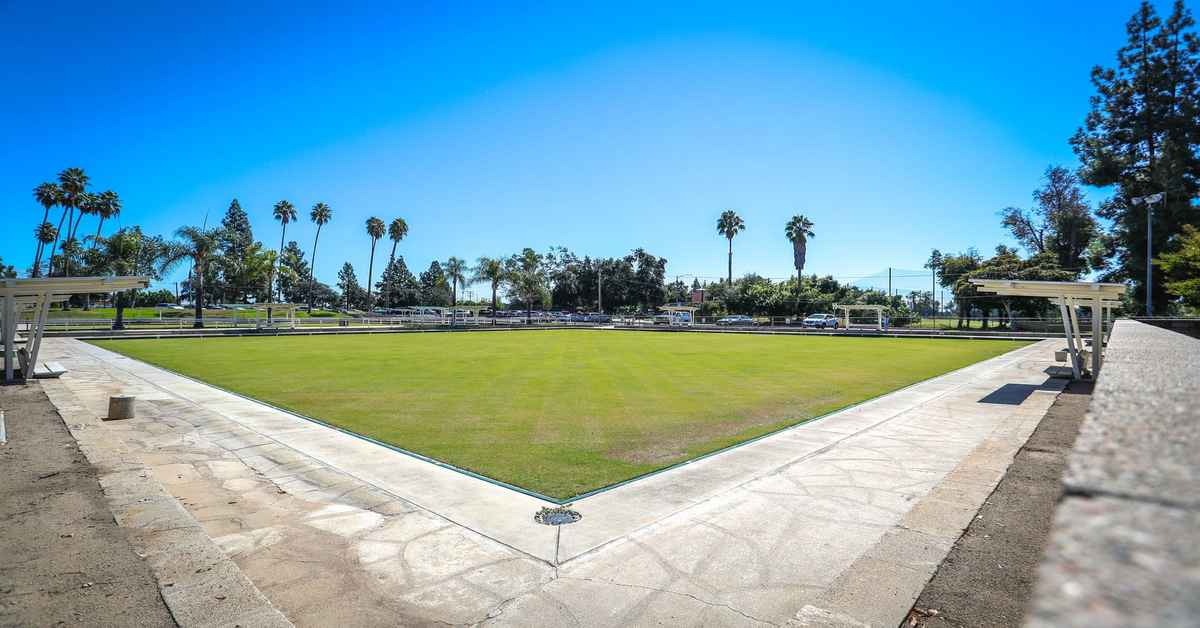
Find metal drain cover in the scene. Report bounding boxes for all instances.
[534,506,582,526]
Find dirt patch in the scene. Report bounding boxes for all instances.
[903,380,1093,628]
[0,383,176,627]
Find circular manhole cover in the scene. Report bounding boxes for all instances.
[534,506,582,526]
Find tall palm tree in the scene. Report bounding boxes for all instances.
[307,202,332,311]
[472,256,505,320]
[387,217,409,266]
[271,200,297,303]
[364,217,386,309]
[32,182,61,277]
[716,210,745,285]
[445,256,466,306]
[159,226,222,328]
[52,168,88,276]
[71,191,98,244]
[34,222,57,278]
[784,214,816,280]
[92,190,121,248]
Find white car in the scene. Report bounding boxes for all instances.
[802,313,839,329]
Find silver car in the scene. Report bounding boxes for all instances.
[802,313,839,329]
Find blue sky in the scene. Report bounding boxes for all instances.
[1,1,1151,296]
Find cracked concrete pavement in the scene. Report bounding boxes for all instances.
[34,337,1063,627]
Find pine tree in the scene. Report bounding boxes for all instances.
[337,262,365,310]
[218,198,255,302]
[1072,0,1200,313]
[418,261,451,306]
[277,241,310,303]
[220,199,253,258]
[376,256,420,308]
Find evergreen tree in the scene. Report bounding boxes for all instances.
[376,256,420,307]
[418,261,452,306]
[218,198,255,302]
[220,198,253,258]
[1155,224,1200,309]
[1072,0,1200,313]
[277,241,310,303]
[337,262,366,310]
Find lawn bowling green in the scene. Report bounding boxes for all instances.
[92,329,1028,499]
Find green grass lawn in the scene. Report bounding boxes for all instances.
[91,330,1028,499]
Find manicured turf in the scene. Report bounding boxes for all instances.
[91,330,1028,499]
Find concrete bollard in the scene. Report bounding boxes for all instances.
[105,395,136,421]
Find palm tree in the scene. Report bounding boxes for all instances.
[159,226,222,328]
[308,202,332,311]
[52,168,88,276]
[93,228,165,329]
[72,191,98,245]
[33,222,57,277]
[472,256,505,320]
[32,182,61,277]
[505,248,546,325]
[784,214,816,280]
[445,257,466,306]
[716,210,745,285]
[364,217,386,309]
[92,190,121,248]
[387,217,409,266]
[271,200,297,303]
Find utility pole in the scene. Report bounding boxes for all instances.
[1131,192,1164,316]
[888,268,892,302]
[597,270,603,314]
[931,268,936,317]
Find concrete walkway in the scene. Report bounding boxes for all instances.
[37,337,1063,627]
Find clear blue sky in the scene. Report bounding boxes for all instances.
[0,1,1151,296]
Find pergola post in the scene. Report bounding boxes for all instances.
[28,294,51,369]
[1091,296,1103,377]
[1057,298,1081,380]
[2,294,15,383]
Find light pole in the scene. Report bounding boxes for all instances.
[1131,192,1164,316]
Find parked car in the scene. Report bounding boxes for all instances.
[802,313,840,329]
[716,314,754,326]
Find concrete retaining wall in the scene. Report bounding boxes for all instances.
[1131,317,1200,338]
[1026,320,1200,627]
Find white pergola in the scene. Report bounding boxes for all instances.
[834,304,886,330]
[252,303,301,330]
[970,279,1125,379]
[0,276,149,383]
[659,305,699,326]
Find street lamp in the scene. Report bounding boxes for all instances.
[1130,192,1164,316]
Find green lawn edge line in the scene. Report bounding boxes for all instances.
[86,338,1032,504]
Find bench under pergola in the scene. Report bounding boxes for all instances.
[970,279,1125,380]
[833,304,885,330]
[0,276,150,383]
